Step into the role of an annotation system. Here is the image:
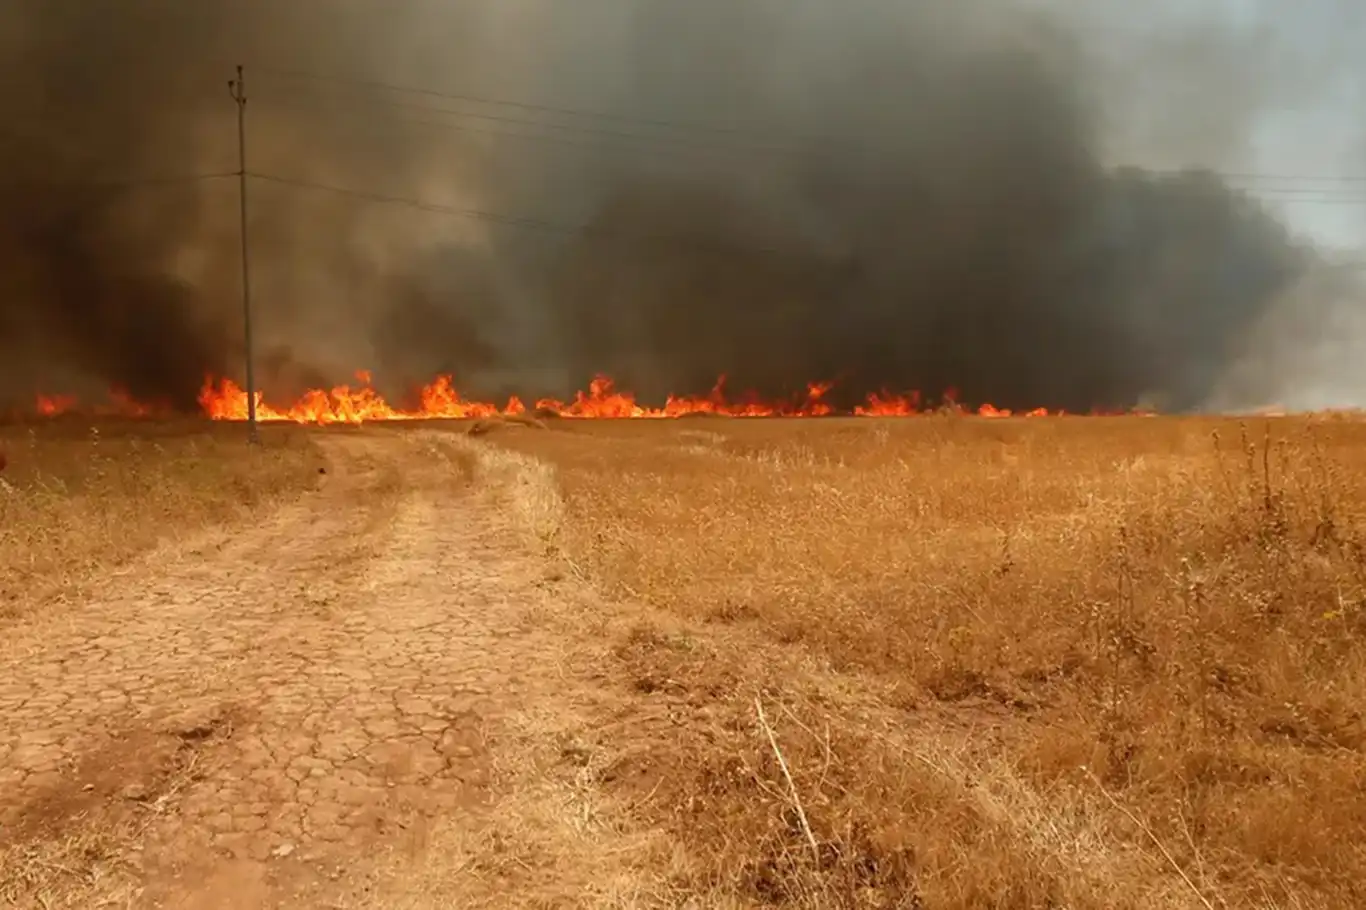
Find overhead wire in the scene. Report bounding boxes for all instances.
[245,170,1366,271]
[5,54,1364,199]
[11,172,238,190]
[240,67,1366,265]
[255,86,809,159]
[6,60,1365,260]
[25,2,1366,175]
[245,171,822,261]
[247,63,828,144]
[251,87,1366,209]
[251,62,1366,188]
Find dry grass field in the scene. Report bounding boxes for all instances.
[0,419,322,620]
[4,413,1366,909]
[486,415,1366,909]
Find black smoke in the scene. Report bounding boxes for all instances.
[0,3,231,408]
[513,3,1310,412]
[0,0,1330,412]
[0,0,492,408]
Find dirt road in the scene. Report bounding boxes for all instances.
[0,430,649,908]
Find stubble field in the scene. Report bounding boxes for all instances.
[2,413,1365,909]
[487,415,1366,909]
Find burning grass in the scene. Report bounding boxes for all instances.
[0,418,322,619]
[487,416,1366,909]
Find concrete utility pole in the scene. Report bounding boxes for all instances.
[228,65,260,445]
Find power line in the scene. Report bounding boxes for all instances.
[285,90,1366,188]
[258,86,806,159]
[252,64,823,144]
[254,81,1366,198]
[4,59,1365,196]
[24,2,1366,156]
[246,169,1366,270]
[22,172,237,190]
[252,63,1366,185]
[255,91,1366,203]
[253,94,887,194]
[255,96,892,196]
[246,170,816,260]
[246,136,1366,209]
[0,172,237,214]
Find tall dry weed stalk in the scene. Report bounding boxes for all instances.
[489,418,1366,908]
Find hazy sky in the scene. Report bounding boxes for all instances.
[1033,0,1366,252]
[1053,0,1366,410]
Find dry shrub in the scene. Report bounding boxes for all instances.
[0,418,321,618]
[602,617,1184,910]
[492,416,1366,908]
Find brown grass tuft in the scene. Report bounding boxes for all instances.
[0,419,321,620]
[467,414,549,436]
[490,416,1366,909]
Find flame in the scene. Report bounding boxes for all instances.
[36,394,77,417]
[32,388,168,419]
[27,371,1142,423]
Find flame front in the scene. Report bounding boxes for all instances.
[29,371,1118,423]
[194,372,868,423]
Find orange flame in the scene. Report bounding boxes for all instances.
[36,394,77,417]
[28,371,1148,423]
[32,389,169,419]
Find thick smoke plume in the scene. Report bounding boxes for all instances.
[1,0,1355,413]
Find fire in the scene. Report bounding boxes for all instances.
[35,394,77,417]
[27,371,1113,423]
[35,389,167,419]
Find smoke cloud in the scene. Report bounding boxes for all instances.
[2,0,1360,413]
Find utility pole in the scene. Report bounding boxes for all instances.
[228,65,260,444]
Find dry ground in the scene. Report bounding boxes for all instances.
[2,415,1364,909]
[0,420,669,908]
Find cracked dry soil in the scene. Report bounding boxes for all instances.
[0,430,603,907]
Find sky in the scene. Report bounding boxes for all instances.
[1029,0,1366,408]
[1035,0,1366,254]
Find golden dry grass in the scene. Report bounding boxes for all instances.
[467,413,550,436]
[0,417,323,619]
[488,415,1366,909]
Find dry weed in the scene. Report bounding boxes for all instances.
[329,698,690,910]
[0,418,321,619]
[489,417,1366,909]
[453,434,565,557]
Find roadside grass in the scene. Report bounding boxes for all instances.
[0,418,323,619]
[484,416,1366,909]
